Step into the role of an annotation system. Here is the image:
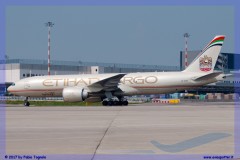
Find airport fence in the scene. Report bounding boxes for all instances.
[1,95,239,103]
[0,96,63,102]
[180,99,239,102]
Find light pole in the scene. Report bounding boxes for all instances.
[45,22,54,76]
[183,33,190,69]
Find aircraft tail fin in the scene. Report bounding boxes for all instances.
[183,35,225,73]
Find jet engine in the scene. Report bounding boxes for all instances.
[62,87,89,102]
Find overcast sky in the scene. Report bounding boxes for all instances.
[6,6,234,66]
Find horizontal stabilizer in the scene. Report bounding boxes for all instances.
[192,72,222,81]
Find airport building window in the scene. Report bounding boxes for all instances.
[23,74,25,77]
[224,81,231,84]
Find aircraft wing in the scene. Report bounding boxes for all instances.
[86,73,126,92]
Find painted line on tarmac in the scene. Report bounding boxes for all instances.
[151,132,231,153]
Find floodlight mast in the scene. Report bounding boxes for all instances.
[45,22,54,76]
[183,33,190,69]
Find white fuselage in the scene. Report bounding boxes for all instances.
[8,71,217,98]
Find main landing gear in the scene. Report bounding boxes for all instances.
[24,97,30,106]
[102,98,128,106]
[102,92,128,106]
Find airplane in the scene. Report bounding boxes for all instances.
[7,35,227,106]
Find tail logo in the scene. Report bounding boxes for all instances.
[199,55,212,72]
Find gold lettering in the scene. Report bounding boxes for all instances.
[133,76,144,84]
[43,79,54,86]
[145,76,158,84]
[76,78,88,86]
[53,79,62,86]
[121,77,133,84]
[64,79,68,86]
[68,78,77,86]
[42,76,158,87]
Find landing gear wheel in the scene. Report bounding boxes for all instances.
[122,101,128,106]
[24,97,30,107]
[113,101,118,106]
[24,101,30,106]
[102,101,108,106]
[118,101,123,106]
[107,101,113,106]
[102,97,128,106]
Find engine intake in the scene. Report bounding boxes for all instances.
[62,87,88,102]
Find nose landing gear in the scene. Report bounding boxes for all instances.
[24,97,30,106]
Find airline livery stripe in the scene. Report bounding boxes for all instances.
[209,36,224,45]
[188,36,225,66]
[132,85,202,89]
[212,40,224,44]
[201,36,224,53]
[8,89,63,92]
[201,43,223,54]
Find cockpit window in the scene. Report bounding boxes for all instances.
[11,83,15,86]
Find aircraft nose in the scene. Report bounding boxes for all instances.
[7,86,13,93]
[7,86,11,92]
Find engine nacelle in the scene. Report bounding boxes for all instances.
[62,87,88,102]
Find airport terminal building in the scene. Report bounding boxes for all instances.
[180,51,240,71]
[2,59,179,83]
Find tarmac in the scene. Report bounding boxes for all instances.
[5,102,235,157]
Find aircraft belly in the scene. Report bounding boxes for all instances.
[116,87,182,96]
[136,88,178,94]
[13,90,62,97]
